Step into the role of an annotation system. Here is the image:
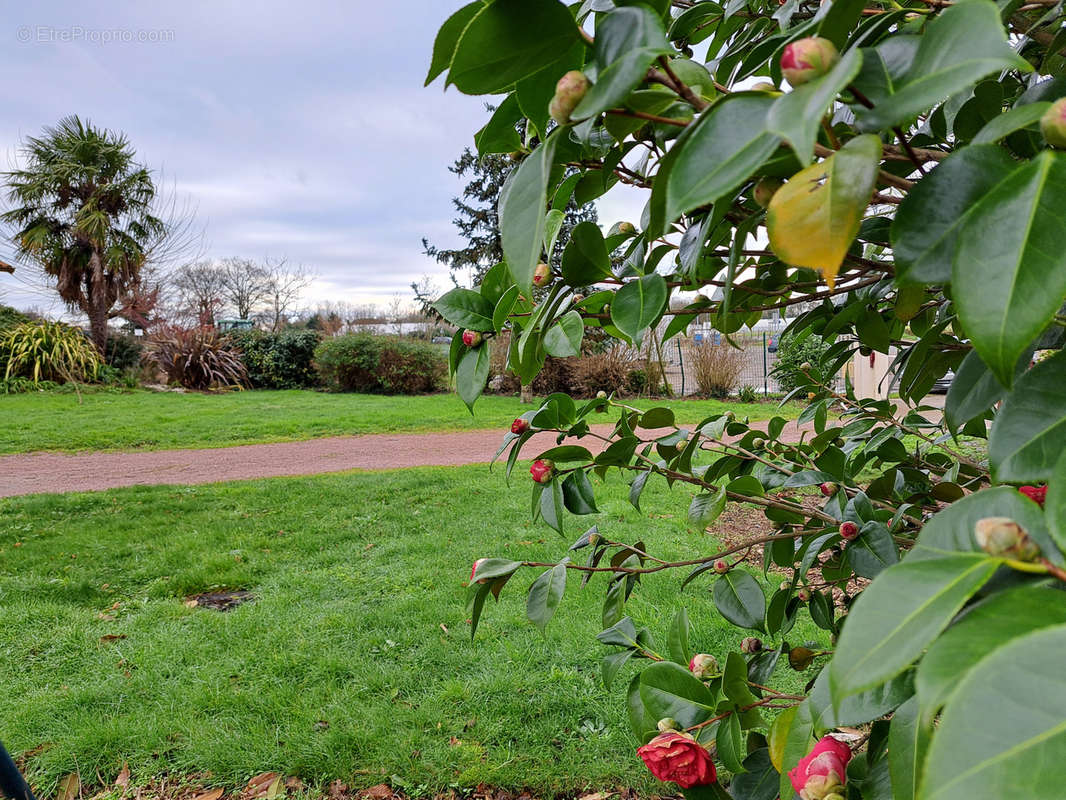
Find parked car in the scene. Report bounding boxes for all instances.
[929,369,955,394]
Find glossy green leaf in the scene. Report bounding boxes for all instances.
[658,93,780,224]
[539,476,565,533]
[499,132,559,291]
[955,152,1066,386]
[611,274,668,344]
[921,624,1066,800]
[888,696,930,800]
[847,521,898,579]
[562,469,599,514]
[448,0,580,95]
[807,668,914,732]
[766,47,863,166]
[688,487,726,530]
[544,310,584,357]
[526,560,567,631]
[854,2,1031,131]
[892,145,1017,286]
[425,1,484,86]
[943,348,1015,432]
[561,220,611,285]
[767,134,881,288]
[475,93,524,154]
[667,606,691,665]
[602,649,635,689]
[712,570,766,632]
[915,586,1066,725]
[455,343,490,412]
[829,554,999,703]
[972,101,1051,145]
[639,661,717,729]
[989,351,1066,482]
[716,713,747,775]
[1049,450,1066,555]
[433,287,495,331]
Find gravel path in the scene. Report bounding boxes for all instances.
[0,421,822,498]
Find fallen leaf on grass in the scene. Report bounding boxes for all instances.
[242,773,282,800]
[56,772,80,800]
[360,785,392,800]
[190,789,223,800]
[100,634,127,642]
[114,763,130,792]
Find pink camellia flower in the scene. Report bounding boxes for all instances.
[789,736,852,800]
[511,417,530,435]
[1019,485,1047,507]
[529,458,555,484]
[461,329,482,347]
[470,558,488,584]
[636,731,717,788]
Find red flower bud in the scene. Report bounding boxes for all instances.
[548,70,590,125]
[511,417,530,435]
[636,731,717,788]
[788,736,852,800]
[688,653,719,679]
[781,37,840,87]
[839,521,859,540]
[819,482,835,497]
[1041,97,1066,149]
[532,262,551,287]
[975,517,1040,561]
[530,458,555,484]
[1019,485,1047,507]
[462,330,482,347]
[713,559,730,574]
[797,588,811,603]
[470,558,488,584]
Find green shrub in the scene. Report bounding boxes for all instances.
[104,333,144,372]
[0,319,100,382]
[314,333,446,394]
[773,331,833,392]
[0,305,30,331]
[227,328,321,389]
[737,384,759,403]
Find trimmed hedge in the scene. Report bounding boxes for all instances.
[227,329,321,389]
[314,333,446,394]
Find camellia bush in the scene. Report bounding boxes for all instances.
[428,2,1066,799]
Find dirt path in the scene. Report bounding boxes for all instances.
[0,421,822,498]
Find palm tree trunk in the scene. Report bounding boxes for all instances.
[87,250,109,355]
[520,383,533,404]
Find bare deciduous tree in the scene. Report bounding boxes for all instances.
[260,258,313,331]
[171,260,227,326]
[219,257,269,320]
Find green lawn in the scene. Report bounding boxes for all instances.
[0,465,824,796]
[0,390,801,454]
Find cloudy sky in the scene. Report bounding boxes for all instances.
[0,1,642,314]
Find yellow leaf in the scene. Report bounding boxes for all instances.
[767,705,798,773]
[767,134,882,288]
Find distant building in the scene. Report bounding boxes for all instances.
[216,318,254,332]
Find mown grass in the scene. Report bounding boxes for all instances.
[0,465,825,795]
[0,390,802,454]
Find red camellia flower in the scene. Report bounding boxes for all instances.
[461,329,482,347]
[511,417,530,435]
[1019,485,1047,507]
[789,735,852,800]
[636,731,717,788]
[529,458,555,484]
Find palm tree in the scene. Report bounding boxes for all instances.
[1,116,167,354]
